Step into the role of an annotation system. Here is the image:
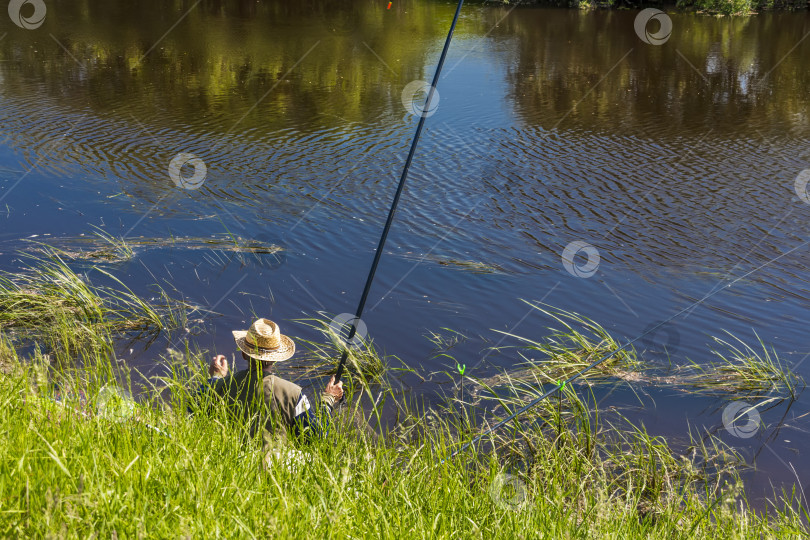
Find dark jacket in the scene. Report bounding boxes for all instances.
[194,364,334,455]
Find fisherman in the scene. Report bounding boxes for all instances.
[194,318,344,464]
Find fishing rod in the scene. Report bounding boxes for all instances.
[333,0,466,384]
[445,248,802,461]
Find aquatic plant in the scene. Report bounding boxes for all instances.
[26,227,135,263]
[484,304,802,401]
[82,227,135,262]
[291,313,391,385]
[486,301,641,387]
[0,248,186,360]
[397,253,505,274]
[679,332,803,399]
[28,232,284,264]
[424,327,468,357]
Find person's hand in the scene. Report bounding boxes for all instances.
[323,375,344,406]
[209,355,228,378]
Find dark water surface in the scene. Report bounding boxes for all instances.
[1,1,809,507]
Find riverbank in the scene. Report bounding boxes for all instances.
[0,252,807,537]
[1,343,807,537]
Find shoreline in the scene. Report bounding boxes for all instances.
[1,250,807,535]
[1,337,807,536]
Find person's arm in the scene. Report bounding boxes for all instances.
[290,376,344,439]
[187,355,229,414]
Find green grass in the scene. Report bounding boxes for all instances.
[0,332,17,375]
[0,266,808,537]
[1,345,807,538]
[677,332,803,399]
[477,303,804,401]
[291,313,392,385]
[483,302,642,388]
[82,226,135,262]
[0,248,188,361]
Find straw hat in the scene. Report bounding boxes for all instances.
[232,319,295,362]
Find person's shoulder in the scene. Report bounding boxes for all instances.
[264,374,302,398]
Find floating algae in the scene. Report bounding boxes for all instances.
[25,233,284,264]
[396,251,505,274]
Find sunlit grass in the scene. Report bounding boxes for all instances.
[0,260,807,537]
[82,226,135,262]
[0,248,187,361]
[0,332,17,375]
[0,327,808,537]
[292,313,392,385]
[678,332,803,399]
[481,302,641,390]
[480,302,803,401]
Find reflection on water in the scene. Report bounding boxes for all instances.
[499,10,810,133]
[0,0,809,507]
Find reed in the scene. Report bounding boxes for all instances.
[480,302,641,389]
[678,332,803,399]
[291,313,391,385]
[0,248,187,361]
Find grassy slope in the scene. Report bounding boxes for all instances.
[0,352,807,539]
[0,250,806,538]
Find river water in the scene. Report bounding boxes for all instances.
[1,1,808,507]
